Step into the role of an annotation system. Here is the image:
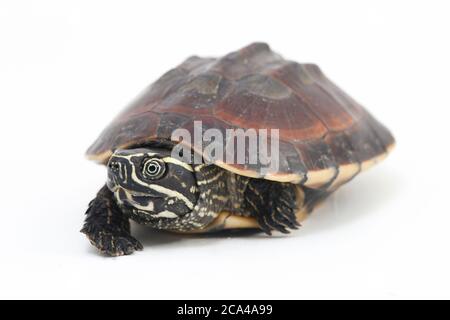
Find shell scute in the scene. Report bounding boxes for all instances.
[272,62,359,132]
[87,43,395,187]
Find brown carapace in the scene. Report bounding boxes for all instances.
[87,42,394,190]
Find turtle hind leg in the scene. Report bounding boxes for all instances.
[244,179,300,235]
[81,185,143,256]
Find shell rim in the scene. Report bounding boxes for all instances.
[86,140,395,186]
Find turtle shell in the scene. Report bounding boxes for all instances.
[87,43,394,189]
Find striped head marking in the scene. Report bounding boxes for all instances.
[107,148,199,221]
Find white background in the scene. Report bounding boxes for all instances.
[0,0,449,299]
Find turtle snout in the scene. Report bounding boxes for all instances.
[107,160,128,185]
[108,161,120,174]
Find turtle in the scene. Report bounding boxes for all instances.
[82,42,395,256]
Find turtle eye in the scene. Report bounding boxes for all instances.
[142,158,166,180]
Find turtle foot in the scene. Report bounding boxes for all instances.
[82,227,143,257]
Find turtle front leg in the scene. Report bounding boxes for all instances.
[81,185,143,256]
[244,180,301,235]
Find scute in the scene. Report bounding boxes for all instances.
[87,43,395,188]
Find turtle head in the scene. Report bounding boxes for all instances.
[106,148,199,221]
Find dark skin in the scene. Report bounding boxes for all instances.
[243,179,300,235]
[81,185,143,256]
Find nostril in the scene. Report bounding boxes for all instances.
[109,162,120,173]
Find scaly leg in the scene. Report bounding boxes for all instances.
[81,185,143,256]
[244,179,300,235]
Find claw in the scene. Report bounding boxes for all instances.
[258,215,273,235]
[273,215,294,233]
[83,230,143,256]
[274,208,298,230]
[266,208,290,234]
